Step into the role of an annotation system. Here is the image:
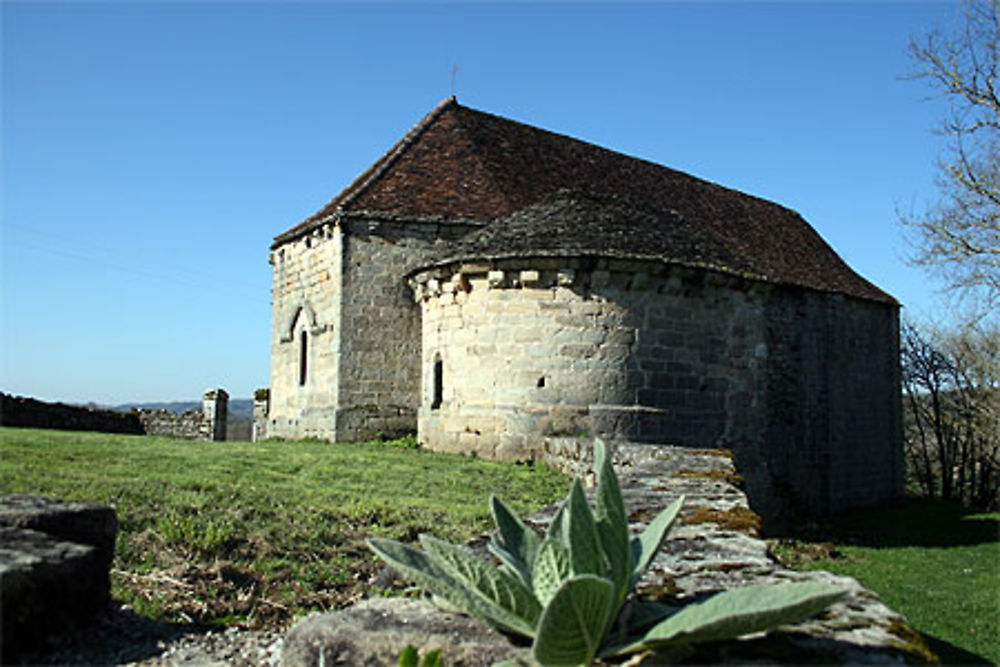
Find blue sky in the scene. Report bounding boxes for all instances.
[2,1,959,404]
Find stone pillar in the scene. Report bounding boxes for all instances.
[202,388,228,442]
[252,388,270,442]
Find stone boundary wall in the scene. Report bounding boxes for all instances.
[131,389,229,441]
[267,214,482,442]
[0,389,229,442]
[134,409,203,439]
[283,440,931,664]
[0,393,144,435]
[252,388,270,441]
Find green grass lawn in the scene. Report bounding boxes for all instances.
[773,499,1000,665]
[0,427,568,629]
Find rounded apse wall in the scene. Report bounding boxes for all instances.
[410,258,768,462]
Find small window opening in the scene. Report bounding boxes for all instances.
[431,356,443,410]
[537,376,546,388]
[299,330,308,386]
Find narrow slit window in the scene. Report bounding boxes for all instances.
[299,330,308,386]
[431,356,443,410]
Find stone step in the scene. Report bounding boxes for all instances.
[0,495,117,661]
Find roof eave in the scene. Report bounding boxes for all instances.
[405,251,898,306]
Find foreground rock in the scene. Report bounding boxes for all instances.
[283,442,934,665]
[283,598,519,667]
[0,495,118,661]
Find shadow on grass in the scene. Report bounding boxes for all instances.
[923,632,993,665]
[817,497,999,549]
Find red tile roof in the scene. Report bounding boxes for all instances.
[275,98,894,304]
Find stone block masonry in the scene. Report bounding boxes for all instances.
[411,257,902,531]
[134,388,228,441]
[0,389,229,441]
[266,214,481,442]
[412,260,772,461]
[252,388,270,441]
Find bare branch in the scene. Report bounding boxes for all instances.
[903,0,1000,315]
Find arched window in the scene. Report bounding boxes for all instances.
[299,330,308,386]
[431,355,443,410]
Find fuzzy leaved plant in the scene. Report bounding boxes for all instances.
[367,440,849,665]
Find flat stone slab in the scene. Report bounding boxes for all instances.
[0,495,117,661]
[0,494,117,570]
[282,598,519,666]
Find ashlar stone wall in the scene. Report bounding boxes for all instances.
[756,288,903,521]
[268,214,480,442]
[413,259,769,460]
[268,222,344,439]
[411,258,902,528]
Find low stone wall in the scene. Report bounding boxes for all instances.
[1,389,229,442]
[135,408,208,439]
[283,441,931,664]
[0,393,143,435]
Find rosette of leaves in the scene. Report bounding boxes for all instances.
[367,440,848,665]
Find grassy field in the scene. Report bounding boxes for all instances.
[773,499,1000,665]
[0,427,568,629]
[5,426,997,663]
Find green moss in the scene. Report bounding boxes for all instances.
[676,468,745,488]
[687,448,734,459]
[887,619,940,664]
[683,506,763,536]
[636,576,680,601]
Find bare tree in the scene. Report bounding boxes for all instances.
[902,320,1000,509]
[944,323,1000,507]
[904,0,1000,313]
[901,322,951,498]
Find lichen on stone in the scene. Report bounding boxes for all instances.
[676,468,745,488]
[683,506,763,536]
[886,619,940,664]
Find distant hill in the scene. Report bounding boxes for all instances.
[114,399,254,418]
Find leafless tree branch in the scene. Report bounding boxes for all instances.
[903,0,1000,314]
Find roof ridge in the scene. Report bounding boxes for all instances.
[336,96,459,213]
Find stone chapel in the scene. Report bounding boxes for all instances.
[265,98,903,523]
